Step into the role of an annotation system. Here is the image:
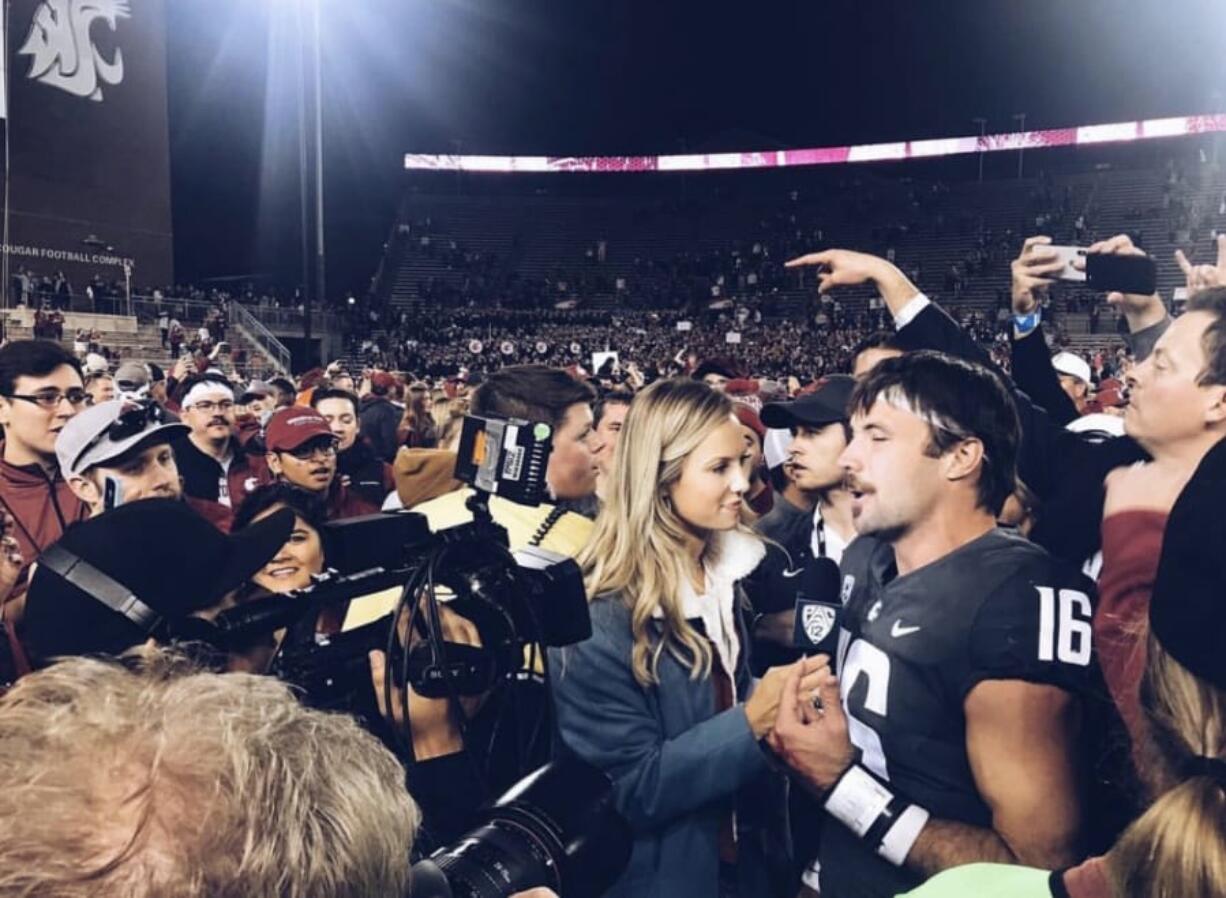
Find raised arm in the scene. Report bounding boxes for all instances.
[1009,235,1080,426]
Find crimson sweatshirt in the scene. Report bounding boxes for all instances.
[1095,509,1167,760]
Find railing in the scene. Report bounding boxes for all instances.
[129,296,223,325]
[245,304,345,333]
[228,301,292,375]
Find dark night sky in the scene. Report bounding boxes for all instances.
[165,0,1226,295]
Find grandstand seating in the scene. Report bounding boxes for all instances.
[374,142,1226,360]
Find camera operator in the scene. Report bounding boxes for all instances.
[550,378,823,898]
[263,406,380,520]
[172,373,271,530]
[414,365,604,556]
[231,482,553,849]
[20,498,292,668]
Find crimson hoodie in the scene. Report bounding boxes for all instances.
[0,457,89,588]
[1096,509,1167,765]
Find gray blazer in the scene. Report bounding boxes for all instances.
[549,593,790,898]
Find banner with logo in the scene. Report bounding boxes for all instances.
[1,0,173,295]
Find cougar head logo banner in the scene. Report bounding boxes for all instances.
[20,0,132,102]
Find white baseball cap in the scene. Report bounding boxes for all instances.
[1051,351,1092,385]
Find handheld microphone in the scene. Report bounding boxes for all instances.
[792,556,843,656]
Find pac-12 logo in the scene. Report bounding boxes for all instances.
[20,0,131,102]
[802,604,837,645]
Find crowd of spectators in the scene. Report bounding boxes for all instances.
[2,164,1226,896]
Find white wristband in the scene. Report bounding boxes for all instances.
[824,764,893,837]
[824,763,931,867]
[878,803,930,866]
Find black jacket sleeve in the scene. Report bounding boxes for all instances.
[1011,323,1079,427]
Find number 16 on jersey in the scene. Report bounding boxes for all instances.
[1036,586,1092,666]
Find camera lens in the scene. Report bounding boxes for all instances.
[429,818,561,898]
[411,755,631,898]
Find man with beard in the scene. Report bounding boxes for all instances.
[262,406,379,520]
[770,353,1094,898]
[312,387,395,508]
[57,399,188,517]
[172,374,270,530]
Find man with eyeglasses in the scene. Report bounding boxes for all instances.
[172,373,271,531]
[0,340,90,594]
[262,406,379,520]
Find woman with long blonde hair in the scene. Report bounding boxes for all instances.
[549,378,822,898]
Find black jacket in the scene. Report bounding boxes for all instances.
[1010,323,1080,427]
[359,396,401,463]
[336,439,393,508]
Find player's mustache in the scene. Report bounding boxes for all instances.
[845,475,872,493]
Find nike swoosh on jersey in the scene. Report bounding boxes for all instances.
[782,568,803,578]
[890,621,922,637]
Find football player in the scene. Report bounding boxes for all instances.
[771,351,1095,898]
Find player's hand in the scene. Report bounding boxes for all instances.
[509,890,559,898]
[745,655,825,739]
[1103,460,1195,519]
[1082,234,1161,314]
[768,657,856,792]
[1010,236,1063,316]
[1175,233,1226,298]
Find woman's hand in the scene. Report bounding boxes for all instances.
[767,657,855,792]
[744,655,825,740]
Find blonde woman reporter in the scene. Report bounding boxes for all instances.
[549,378,822,898]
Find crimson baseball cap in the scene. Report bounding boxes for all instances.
[370,372,397,393]
[265,407,335,452]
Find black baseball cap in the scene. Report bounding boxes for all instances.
[24,499,294,664]
[761,375,855,430]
